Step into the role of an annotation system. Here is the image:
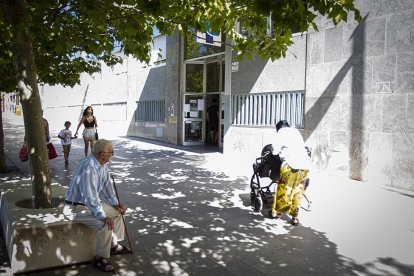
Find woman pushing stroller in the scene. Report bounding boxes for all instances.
[269,120,311,226]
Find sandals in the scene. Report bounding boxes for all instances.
[269,210,282,219]
[93,257,114,273]
[270,211,299,226]
[111,243,132,255]
[291,217,299,226]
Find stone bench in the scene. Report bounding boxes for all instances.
[0,181,96,274]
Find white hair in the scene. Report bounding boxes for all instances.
[92,139,112,157]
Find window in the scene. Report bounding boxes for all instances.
[184,33,225,60]
[206,62,220,93]
[185,64,203,92]
[239,15,302,40]
[238,17,268,39]
[140,35,166,68]
[149,48,166,66]
[232,91,305,128]
[135,100,165,122]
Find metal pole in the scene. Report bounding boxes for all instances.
[111,175,133,254]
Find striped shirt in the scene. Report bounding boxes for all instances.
[65,154,118,220]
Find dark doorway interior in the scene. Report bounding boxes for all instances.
[205,94,220,147]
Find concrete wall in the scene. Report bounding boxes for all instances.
[127,65,168,141]
[231,35,306,95]
[160,33,181,145]
[224,35,307,167]
[40,35,181,144]
[304,0,414,190]
[127,34,181,144]
[225,0,414,191]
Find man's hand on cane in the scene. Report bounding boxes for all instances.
[111,175,133,254]
[117,203,126,215]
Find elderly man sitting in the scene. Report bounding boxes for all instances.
[63,139,131,273]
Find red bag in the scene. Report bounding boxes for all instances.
[47,143,58,160]
[19,146,28,162]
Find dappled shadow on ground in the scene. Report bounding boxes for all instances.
[1,132,414,275]
[103,139,414,275]
[0,167,30,183]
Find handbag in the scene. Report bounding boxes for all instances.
[95,130,99,140]
[19,145,28,162]
[47,143,58,159]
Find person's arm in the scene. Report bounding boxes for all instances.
[80,165,107,220]
[272,131,284,156]
[100,167,119,207]
[44,119,50,142]
[75,117,84,136]
[100,168,123,230]
[94,116,98,130]
[69,130,77,139]
[57,130,64,140]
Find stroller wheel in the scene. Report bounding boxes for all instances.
[253,197,263,212]
[250,191,255,202]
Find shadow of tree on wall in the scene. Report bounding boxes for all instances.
[305,16,368,180]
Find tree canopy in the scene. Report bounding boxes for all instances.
[1,0,361,89]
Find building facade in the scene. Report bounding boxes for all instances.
[37,0,414,191]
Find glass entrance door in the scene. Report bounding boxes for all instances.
[183,59,224,146]
[205,60,224,147]
[184,95,204,144]
[183,62,204,145]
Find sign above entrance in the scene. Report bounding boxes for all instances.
[232,62,239,72]
[196,23,222,47]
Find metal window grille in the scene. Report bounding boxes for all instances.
[135,100,165,122]
[232,91,304,127]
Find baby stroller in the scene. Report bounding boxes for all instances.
[250,144,313,212]
[250,144,282,212]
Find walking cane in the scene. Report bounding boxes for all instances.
[111,175,133,254]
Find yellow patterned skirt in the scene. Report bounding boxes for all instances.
[271,163,309,218]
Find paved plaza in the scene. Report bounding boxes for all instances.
[1,115,414,276]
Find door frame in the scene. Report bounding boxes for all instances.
[182,56,224,147]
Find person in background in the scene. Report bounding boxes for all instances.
[43,112,50,143]
[24,110,50,144]
[206,98,219,146]
[269,120,311,226]
[58,121,77,165]
[75,106,98,156]
[63,139,131,273]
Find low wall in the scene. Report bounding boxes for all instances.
[0,181,96,274]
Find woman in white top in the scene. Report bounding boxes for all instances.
[270,120,311,226]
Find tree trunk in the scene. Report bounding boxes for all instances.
[0,98,10,172]
[5,0,51,208]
